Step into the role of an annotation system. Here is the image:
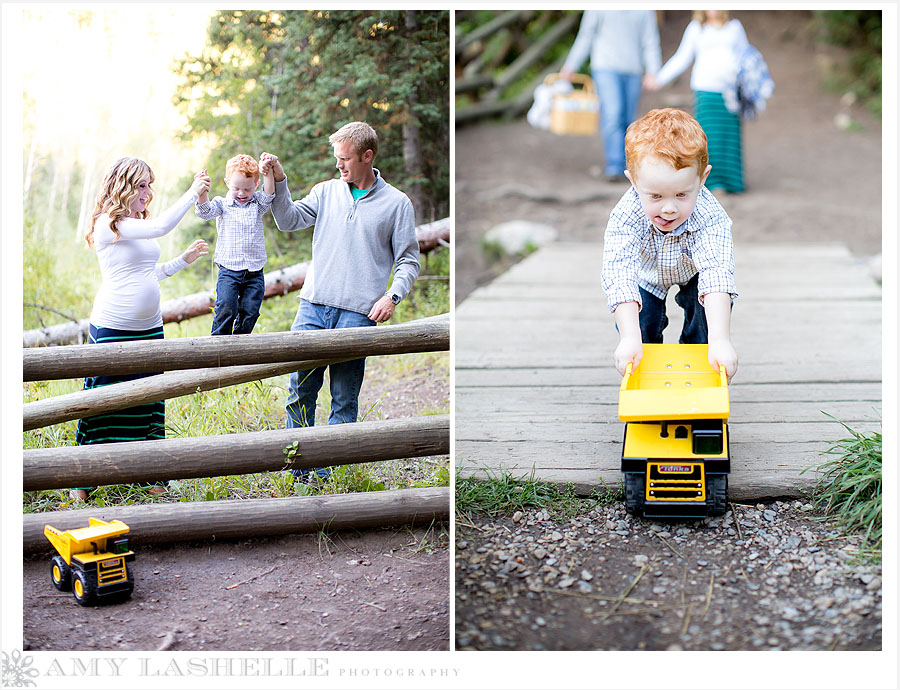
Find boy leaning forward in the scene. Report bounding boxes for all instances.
[602,107,739,381]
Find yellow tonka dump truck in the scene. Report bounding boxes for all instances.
[44,518,135,606]
[618,344,730,518]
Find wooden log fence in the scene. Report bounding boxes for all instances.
[23,487,450,553]
[23,218,450,348]
[24,415,449,491]
[24,313,449,382]
[455,10,530,56]
[24,356,353,431]
[22,308,451,550]
[455,10,583,126]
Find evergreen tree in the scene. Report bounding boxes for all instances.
[173,9,449,227]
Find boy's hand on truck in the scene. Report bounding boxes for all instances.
[708,338,738,383]
[614,336,643,377]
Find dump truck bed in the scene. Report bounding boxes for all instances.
[618,344,729,422]
[44,518,130,564]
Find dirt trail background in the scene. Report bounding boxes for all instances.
[455,10,882,303]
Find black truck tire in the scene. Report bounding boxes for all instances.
[72,568,99,607]
[707,475,728,516]
[624,473,645,515]
[50,555,71,592]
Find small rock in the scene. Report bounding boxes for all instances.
[484,220,558,255]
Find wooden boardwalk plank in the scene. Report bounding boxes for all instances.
[455,241,882,500]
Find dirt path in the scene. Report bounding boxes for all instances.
[22,354,450,652]
[455,10,882,303]
[25,527,448,652]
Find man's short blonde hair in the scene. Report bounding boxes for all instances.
[625,108,709,179]
[329,121,378,159]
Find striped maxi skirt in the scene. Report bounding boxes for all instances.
[75,324,166,446]
[694,90,745,194]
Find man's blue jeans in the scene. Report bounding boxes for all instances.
[285,300,375,479]
[212,266,265,336]
[593,69,643,177]
[639,273,709,344]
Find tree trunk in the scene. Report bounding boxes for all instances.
[24,414,449,490]
[403,10,425,224]
[23,487,450,553]
[415,218,450,252]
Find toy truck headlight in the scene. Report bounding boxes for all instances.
[692,422,723,455]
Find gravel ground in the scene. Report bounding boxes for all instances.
[455,501,881,651]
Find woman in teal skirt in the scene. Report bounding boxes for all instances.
[648,10,749,194]
[72,158,210,501]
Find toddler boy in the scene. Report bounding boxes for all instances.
[196,154,275,335]
[601,108,739,380]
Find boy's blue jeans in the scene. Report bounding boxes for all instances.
[639,273,709,344]
[593,69,643,177]
[285,300,375,480]
[212,265,265,336]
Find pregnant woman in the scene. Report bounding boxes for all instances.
[72,157,210,501]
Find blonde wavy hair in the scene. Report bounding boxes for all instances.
[85,157,154,248]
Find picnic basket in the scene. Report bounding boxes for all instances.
[547,73,599,136]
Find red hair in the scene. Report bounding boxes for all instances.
[225,154,259,181]
[625,108,709,179]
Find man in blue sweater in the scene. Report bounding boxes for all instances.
[261,122,420,481]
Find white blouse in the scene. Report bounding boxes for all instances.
[655,19,749,94]
[89,189,199,331]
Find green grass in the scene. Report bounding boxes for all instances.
[802,413,882,562]
[23,270,450,514]
[455,468,621,523]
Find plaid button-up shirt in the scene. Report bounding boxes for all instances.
[196,191,275,272]
[602,186,737,313]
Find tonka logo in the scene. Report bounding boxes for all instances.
[659,464,692,473]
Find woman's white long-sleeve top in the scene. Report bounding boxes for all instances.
[655,19,749,93]
[89,190,198,330]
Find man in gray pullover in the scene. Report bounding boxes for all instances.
[261,122,420,480]
[560,10,661,182]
